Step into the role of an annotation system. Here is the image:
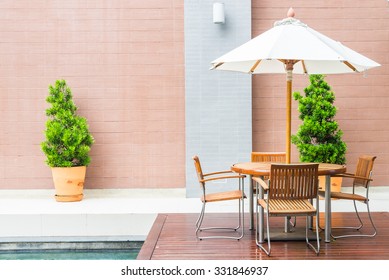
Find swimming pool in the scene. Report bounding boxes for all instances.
[0,241,143,260]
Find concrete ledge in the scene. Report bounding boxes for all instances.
[0,189,198,242]
[0,187,388,242]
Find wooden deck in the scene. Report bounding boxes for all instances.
[137,212,389,260]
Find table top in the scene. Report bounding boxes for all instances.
[231,162,346,176]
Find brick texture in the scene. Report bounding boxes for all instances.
[252,1,389,186]
[1,0,388,190]
[0,0,185,189]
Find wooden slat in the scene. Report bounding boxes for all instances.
[137,212,389,260]
[251,152,286,163]
[203,190,245,202]
[136,214,167,260]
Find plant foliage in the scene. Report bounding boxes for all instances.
[41,80,94,167]
[291,74,346,164]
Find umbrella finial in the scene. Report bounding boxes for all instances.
[287,7,295,18]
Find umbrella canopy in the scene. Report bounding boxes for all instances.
[211,8,380,163]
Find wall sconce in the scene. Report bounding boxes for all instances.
[213,3,225,24]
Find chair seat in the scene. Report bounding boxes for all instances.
[258,198,316,215]
[202,190,246,203]
[318,190,367,202]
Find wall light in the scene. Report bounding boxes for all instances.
[213,3,225,24]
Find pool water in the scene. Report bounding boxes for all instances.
[0,241,143,260]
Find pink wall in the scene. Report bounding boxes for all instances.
[252,1,389,186]
[0,1,185,189]
[1,1,388,189]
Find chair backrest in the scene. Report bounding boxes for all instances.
[354,155,377,188]
[192,155,205,187]
[251,152,286,163]
[269,163,319,200]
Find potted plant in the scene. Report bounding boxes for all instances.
[292,74,346,191]
[41,79,94,202]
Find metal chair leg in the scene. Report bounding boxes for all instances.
[289,216,297,228]
[306,198,320,255]
[256,203,271,256]
[331,200,377,239]
[196,196,245,240]
[305,214,320,255]
[195,202,206,238]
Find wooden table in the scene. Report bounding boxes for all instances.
[231,162,346,243]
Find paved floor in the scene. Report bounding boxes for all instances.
[0,187,388,242]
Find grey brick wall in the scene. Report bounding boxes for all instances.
[185,0,252,197]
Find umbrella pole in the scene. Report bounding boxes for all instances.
[285,67,293,164]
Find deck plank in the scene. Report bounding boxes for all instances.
[137,212,389,260]
[136,214,167,260]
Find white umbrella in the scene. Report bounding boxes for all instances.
[211,8,380,163]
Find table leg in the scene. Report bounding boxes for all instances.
[249,175,254,230]
[284,217,291,232]
[324,174,332,242]
[257,177,265,243]
[308,199,313,229]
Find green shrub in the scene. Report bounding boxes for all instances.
[41,80,94,167]
[291,74,346,164]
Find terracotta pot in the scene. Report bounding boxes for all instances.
[51,166,86,202]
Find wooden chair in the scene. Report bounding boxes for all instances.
[192,155,246,240]
[254,163,320,256]
[251,152,286,163]
[250,152,286,185]
[250,152,297,228]
[251,152,286,183]
[318,155,377,239]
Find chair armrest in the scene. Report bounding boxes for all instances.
[332,173,373,181]
[252,176,269,191]
[203,170,233,177]
[201,174,246,183]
